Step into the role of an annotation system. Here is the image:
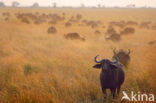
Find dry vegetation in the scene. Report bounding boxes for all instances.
[0,8,156,103]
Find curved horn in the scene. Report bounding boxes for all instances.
[112,56,118,63]
[127,49,130,55]
[94,55,101,63]
[113,48,117,55]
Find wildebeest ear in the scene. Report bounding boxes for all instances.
[110,64,118,69]
[93,64,102,69]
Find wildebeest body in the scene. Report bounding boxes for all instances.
[100,67,124,89]
[93,55,125,99]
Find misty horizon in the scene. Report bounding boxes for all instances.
[0,0,156,8]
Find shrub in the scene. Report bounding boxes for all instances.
[24,64,32,76]
[148,40,156,45]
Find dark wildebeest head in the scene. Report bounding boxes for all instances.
[93,55,125,99]
[113,48,130,67]
[93,55,119,71]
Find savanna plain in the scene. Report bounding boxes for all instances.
[0,8,156,103]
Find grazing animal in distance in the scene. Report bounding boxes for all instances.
[64,32,85,41]
[105,26,121,42]
[93,55,125,99]
[113,48,131,67]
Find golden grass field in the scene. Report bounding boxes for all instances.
[0,8,156,103]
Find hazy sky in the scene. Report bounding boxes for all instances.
[0,0,156,7]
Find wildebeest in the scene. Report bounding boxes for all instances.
[47,26,57,34]
[64,32,85,41]
[105,26,121,42]
[120,27,135,35]
[65,22,72,27]
[93,55,125,99]
[113,49,131,67]
[94,30,101,34]
[109,21,125,28]
[140,21,152,29]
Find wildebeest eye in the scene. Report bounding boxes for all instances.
[93,63,102,69]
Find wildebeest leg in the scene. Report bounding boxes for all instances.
[102,87,107,99]
[117,86,121,96]
[111,88,116,99]
[102,88,107,103]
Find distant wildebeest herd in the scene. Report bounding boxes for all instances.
[1,11,156,43]
[93,48,130,100]
[1,10,155,102]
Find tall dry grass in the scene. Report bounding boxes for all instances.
[0,8,156,103]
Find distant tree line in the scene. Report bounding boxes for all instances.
[32,3,39,8]
[0,1,20,7]
[0,2,5,7]
[0,1,147,8]
[0,1,58,8]
[12,1,20,7]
